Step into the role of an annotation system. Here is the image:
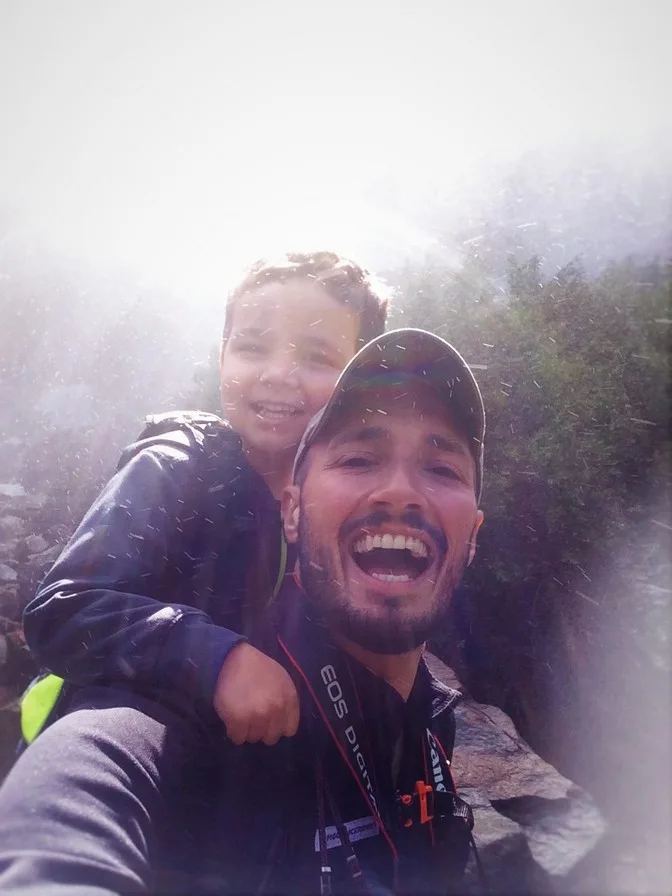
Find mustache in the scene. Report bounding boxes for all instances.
[340,509,448,556]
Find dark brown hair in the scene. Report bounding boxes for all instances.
[222,251,389,349]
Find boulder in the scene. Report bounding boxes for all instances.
[0,564,18,584]
[17,543,63,605]
[425,653,606,894]
[0,484,26,499]
[0,515,26,540]
[0,439,24,481]
[0,540,18,563]
[24,543,62,573]
[23,534,48,556]
[0,493,47,517]
[0,583,20,620]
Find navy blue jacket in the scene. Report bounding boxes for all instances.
[23,418,284,721]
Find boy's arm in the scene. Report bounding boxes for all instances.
[23,442,244,720]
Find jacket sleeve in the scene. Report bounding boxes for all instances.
[22,440,245,719]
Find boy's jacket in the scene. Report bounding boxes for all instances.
[23,412,284,721]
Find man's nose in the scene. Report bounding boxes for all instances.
[368,463,425,513]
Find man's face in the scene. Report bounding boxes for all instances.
[283,380,484,654]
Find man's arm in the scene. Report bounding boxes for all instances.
[23,442,243,718]
[0,686,205,894]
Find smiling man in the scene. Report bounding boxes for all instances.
[286,378,482,657]
[271,328,486,893]
[285,328,484,653]
[0,329,486,896]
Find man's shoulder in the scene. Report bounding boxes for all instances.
[419,656,462,724]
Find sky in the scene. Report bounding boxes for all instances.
[1,0,670,298]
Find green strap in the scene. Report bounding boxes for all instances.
[20,673,65,744]
[272,532,288,599]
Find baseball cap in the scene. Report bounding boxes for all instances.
[293,328,485,501]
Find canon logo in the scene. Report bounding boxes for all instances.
[426,731,447,793]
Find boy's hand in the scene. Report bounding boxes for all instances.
[213,642,300,746]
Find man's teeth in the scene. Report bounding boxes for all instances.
[370,572,412,583]
[353,533,428,558]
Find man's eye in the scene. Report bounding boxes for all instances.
[431,465,460,480]
[339,456,375,469]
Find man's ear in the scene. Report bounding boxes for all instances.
[467,510,484,566]
[218,341,228,412]
[281,485,300,543]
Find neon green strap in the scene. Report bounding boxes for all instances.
[20,674,65,744]
[272,532,288,599]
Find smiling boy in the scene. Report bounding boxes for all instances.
[21,251,388,748]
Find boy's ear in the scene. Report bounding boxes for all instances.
[281,485,300,543]
[467,510,485,566]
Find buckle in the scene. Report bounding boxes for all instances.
[320,865,332,895]
[397,780,435,827]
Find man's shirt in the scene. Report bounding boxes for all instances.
[163,589,468,895]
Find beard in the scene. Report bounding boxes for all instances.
[297,504,471,655]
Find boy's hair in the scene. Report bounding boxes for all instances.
[222,251,389,349]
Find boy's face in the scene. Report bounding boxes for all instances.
[220,278,360,464]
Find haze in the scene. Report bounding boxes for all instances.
[1,0,670,301]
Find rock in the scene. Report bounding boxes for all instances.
[0,616,23,637]
[28,544,62,568]
[426,653,607,894]
[17,544,63,601]
[0,540,18,562]
[1,493,47,517]
[45,524,72,544]
[0,483,26,499]
[23,534,48,555]
[0,564,18,584]
[0,515,26,540]
[0,439,23,481]
[0,583,21,621]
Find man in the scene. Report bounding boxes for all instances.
[0,328,485,895]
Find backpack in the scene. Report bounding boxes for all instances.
[19,411,287,746]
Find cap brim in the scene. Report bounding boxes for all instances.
[293,328,485,500]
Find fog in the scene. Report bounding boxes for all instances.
[2,0,670,293]
[1,1,671,892]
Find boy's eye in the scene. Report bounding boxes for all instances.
[236,342,266,356]
[303,349,339,367]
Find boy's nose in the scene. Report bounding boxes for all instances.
[260,354,299,386]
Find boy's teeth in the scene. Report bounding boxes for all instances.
[255,402,297,417]
[353,534,428,558]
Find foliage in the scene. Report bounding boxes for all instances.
[392,255,670,583]
[390,254,671,779]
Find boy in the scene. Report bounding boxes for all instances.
[22,251,389,747]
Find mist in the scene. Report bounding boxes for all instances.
[1,1,671,892]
